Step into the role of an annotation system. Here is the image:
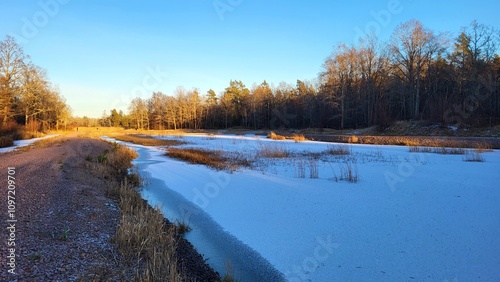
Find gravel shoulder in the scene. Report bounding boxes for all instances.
[0,135,219,281]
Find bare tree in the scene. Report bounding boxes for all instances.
[389,19,440,119]
[0,35,28,124]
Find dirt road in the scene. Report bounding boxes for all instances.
[0,135,219,281]
[0,135,132,281]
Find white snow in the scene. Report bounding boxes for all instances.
[0,134,59,153]
[108,134,500,282]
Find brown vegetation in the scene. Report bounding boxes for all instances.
[0,136,13,148]
[101,143,219,281]
[309,134,498,149]
[291,134,307,142]
[112,134,186,147]
[325,144,351,155]
[409,146,467,155]
[256,143,290,158]
[114,182,180,281]
[332,160,359,183]
[166,147,250,171]
[267,131,286,140]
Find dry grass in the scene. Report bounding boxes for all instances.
[112,134,185,147]
[222,261,235,282]
[96,144,139,178]
[311,134,498,149]
[291,134,307,142]
[463,150,485,162]
[104,144,182,281]
[76,126,125,138]
[267,131,286,140]
[166,148,226,169]
[409,146,466,155]
[114,182,180,282]
[295,159,306,178]
[326,144,351,155]
[331,160,359,183]
[166,147,250,171]
[294,158,319,179]
[257,143,290,158]
[268,132,308,142]
[348,135,359,143]
[309,158,319,179]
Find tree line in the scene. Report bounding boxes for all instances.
[0,35,71,134]
[110,20,498,131]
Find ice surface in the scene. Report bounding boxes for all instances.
[106,134,500,282]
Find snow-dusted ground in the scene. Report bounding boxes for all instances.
[0,134,59,153]
[110,134,500,282]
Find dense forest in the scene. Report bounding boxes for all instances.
[0,35,71,135]
[100,20,498,131]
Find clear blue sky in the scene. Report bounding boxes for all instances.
[1,0,498,117]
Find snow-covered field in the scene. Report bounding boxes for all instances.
[112,134,500,282]
[0,134,59,153]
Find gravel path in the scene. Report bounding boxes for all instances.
[0,135,219,281]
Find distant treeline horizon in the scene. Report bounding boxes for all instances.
[92,20,499,131]
[2,19,500,135]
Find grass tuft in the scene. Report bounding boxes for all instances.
[295,159,306,178]
[309,158,319,179]
[326,144,351,155]
[463,150,485,162]
[174,220,192,235]
[331,160,359,183]
[257,143,290,158]
[222,261,235,282]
